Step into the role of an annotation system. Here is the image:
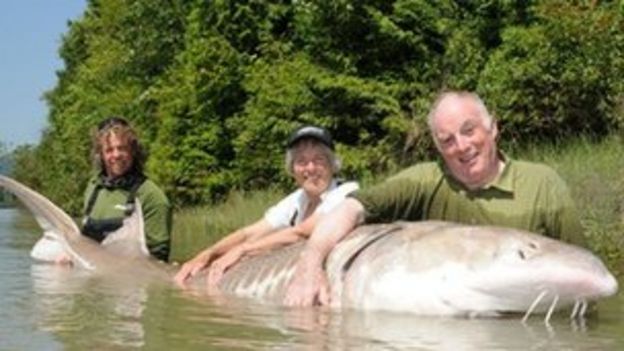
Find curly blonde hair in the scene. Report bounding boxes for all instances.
[91,117,146,175]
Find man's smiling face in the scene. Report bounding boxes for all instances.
[432,95,499,189]
[101,132,133,179]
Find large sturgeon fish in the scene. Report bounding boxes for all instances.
[0,174,618,321]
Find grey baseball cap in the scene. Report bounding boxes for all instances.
[287,125,334,150]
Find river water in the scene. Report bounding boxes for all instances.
[1,207,623,350]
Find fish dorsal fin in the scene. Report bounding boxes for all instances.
[0,175,81,240]
[100,198,150,258]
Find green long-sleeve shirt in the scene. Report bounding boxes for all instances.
[83,176,172,261]
[352,157,585,247]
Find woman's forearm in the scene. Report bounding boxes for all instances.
[242,230,302,255]
[209,219,273,257]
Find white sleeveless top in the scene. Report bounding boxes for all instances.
[264,180,359,229]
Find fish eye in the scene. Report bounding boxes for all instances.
[517,250,526,260]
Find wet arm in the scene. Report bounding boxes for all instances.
[210,219,275,258]
[174,219,274,285]
[205,214,320,286]
[284,198,365,306]
[241,213,319,256]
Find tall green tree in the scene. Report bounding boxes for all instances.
[479,1,624,146]
[149,7,246,205]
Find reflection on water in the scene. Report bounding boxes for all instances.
[30,264,148,348]
[1,207,624,350]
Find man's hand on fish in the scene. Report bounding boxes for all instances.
[284,259,330,307]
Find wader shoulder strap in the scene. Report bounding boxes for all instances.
[84,183,103,217]
[123,175,146,215]
[84,175,146,218]
[289,209,299,226]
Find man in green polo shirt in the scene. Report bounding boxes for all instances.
[283,90,586,307]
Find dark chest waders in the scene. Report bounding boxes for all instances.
[81,176,145,242]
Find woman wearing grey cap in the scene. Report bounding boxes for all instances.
[174,125,358,287]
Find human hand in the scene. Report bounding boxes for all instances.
[206,247,244,286]
[173,250,211,287]
[283,261,330,307]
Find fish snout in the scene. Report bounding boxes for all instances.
[570,265,619,300]
[600,271,619,297]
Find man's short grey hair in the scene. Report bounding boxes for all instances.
[285,138,341,175]
[426,91,494,134]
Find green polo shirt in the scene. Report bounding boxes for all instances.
[83,176,173,261]
[352,157,585,246]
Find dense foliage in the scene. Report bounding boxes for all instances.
[8,0,624,213]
